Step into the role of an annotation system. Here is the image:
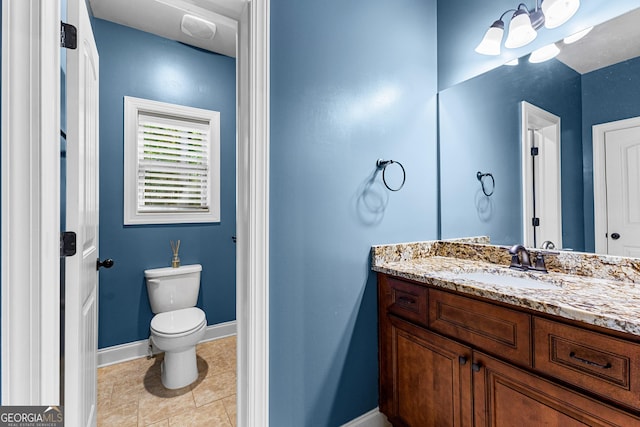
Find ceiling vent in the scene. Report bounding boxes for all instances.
[180,14,217,40]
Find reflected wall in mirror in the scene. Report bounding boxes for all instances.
[439,7,640,254]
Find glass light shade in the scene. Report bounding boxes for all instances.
[505,11,538,49]
[563,26,593,44]
[505,58,519,66]
[475,23,504,55]
[542,0,580,29]
[529,43,560,63]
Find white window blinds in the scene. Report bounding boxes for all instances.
[137,113,211,212]
[124,96,220,225]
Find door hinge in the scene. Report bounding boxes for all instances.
[60,231,77,257]
[532,217,540,227]
[61,22,77,49]
[531,147,539,156]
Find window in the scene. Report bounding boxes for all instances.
[124,96,220,224]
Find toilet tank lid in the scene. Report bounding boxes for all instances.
[144,264,202,278]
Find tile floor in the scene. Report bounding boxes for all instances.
[97,335,236,427]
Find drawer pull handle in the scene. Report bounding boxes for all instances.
[458,356,468,366]
[472,362,482,373]
[569,352,612,369]
[397,296,416,306]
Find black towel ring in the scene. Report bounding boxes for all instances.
[477,171,495,197]
[377,159,406,191]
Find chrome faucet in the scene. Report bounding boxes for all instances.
[509,244,532,270]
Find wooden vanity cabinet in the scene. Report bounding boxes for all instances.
[378,274,640,427]
[473,351,640,426]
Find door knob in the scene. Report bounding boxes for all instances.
[97,258,114,270]
[611,233,621,240]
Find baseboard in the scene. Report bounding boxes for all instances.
[97,320,237,368]
[341,408,391,427]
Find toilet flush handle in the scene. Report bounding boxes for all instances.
[97,258,114,270]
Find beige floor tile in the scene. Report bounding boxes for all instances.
[137,388,196,426]
[97,382,114,412]
[197,343,235,375]
[97,336,237,425]
[168,400,232,427]
[98,359,145,387]
[97,401,138,427]
[222,395,237,427]
[145,420,169,427]
[191,370,236,407]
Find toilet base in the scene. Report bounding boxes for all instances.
[160,346,198,389]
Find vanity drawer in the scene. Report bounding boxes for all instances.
[429,289,532,366]
[534,317,640,411]
[384,277,429,327]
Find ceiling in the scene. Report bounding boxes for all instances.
[556,7,640,74]
[88,0,247,58]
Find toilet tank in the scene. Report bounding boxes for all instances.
[144,264,202,314]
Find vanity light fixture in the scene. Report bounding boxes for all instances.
[563,26,592,44]
[505,58,520,66]
[528,43,560,63]
[476,0,580,56]
[542,0,580,29]
[504,5,542,48]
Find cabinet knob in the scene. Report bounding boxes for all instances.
[458,356,468,366]
[472,362,482,372]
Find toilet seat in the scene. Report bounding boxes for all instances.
[151,307,206,337]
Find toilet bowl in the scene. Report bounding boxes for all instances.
[145,264,207,389]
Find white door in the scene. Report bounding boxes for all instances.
[604,125,640,257]
[521,102,562,249]
[65,0,100,424]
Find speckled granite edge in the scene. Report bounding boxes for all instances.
[373,238,640,284]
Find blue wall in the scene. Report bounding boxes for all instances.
[581,56,640,252]
[92,19,237,348]
[270,0,438,424]
[437,0,639,90]
[439,58,584,250]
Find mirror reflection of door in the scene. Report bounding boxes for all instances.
[521,101,563,249]
[594,117,640,256]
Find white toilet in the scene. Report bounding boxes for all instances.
[144,264,207,389]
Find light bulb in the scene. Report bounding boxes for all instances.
[542,0,580,29]
[505,9,538,49]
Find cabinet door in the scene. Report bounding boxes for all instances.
[385,316,473,427]
[473,352,640,426]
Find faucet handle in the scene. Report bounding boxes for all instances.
[533,253,547,272]
[531,250,559,272]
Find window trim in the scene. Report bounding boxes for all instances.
[123,96,220,225]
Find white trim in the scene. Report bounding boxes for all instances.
[1,0,60,405]
[236,0,270,425]
[97,321,237,368]
[593,116,640,254]
[341,408,391,427]
[520,101,562,249]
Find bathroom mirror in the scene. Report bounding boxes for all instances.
[438,6,640,255]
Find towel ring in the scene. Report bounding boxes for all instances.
[477,171,495,197]
[377,159,406,192]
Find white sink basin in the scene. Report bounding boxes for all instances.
[451,271,560,290]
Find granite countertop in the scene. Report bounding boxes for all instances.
[371,238,640,336]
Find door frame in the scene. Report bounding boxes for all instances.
[593,116,640,254]
[1,1,270,423]
[1,0,61,404]
[520,101,562,249]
